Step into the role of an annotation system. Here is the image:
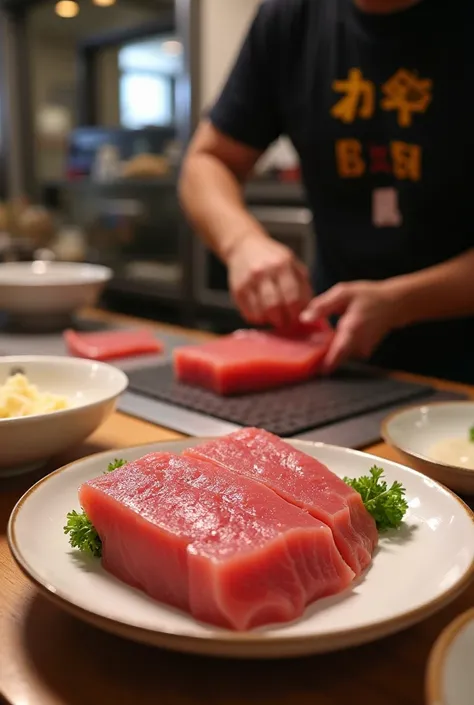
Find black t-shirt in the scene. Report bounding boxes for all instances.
[209,0,474,383]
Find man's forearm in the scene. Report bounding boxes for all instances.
[179,152,269,262]
[384,248,474,326]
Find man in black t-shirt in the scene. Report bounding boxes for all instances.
[179,0,474,383]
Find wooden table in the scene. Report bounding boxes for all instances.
[1,313,473,705]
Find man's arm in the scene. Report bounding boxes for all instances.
[179,118,312,328]
[179,0,283,262]
[387,248,474,325]
[178,120,269,262]
[179,121,312,326]
[301,249,474,372]
[178,1,312,327]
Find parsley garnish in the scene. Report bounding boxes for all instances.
[106,459,128,474]
[64,458,126,557]
[344,465,408,532]
[469,427,474,443]
[64,510,102,557]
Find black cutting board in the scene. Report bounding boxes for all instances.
[126,363,443,438]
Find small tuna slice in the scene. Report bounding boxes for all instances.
[79,452,354,630]
[64,328,163,361]
[186,428,378,576]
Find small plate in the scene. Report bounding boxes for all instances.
[426,609,474,705]
[8,440,474,659]
[382,402,474,494]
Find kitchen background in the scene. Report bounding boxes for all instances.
[0,0,309,333]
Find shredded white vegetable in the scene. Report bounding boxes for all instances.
[0,373,69,419]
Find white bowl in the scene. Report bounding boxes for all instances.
[382,402,474,494]
[0,261,112,325]
[0,356,128,477]
[426,609,474,705]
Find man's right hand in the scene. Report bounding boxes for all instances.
[179,121,312,326]
[226,234,313,328]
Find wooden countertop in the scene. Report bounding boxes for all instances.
[1,310,473,705]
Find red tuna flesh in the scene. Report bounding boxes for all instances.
[186,428,378,576]
[173,326,333,395]
[79,452,354,630]
[64,328,163,361]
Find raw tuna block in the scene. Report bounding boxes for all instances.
[64,328,163,361]
[79,452,354,630]
[186,428,378,576]
[173,325,333,396]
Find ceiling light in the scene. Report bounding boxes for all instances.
[162,40,183,56]
[92,0,117,6]
[55,0,79,17]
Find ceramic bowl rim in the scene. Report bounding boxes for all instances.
[426,607,474,705]
[381,401,474,476]
[0,261,113,287]
[0,355,128,426]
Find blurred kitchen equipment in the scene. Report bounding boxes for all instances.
[121,153,170,179]
[33,248,56,262]
[52,225,87,262]
[92,144,122,183]
[255,137,301,181]
[7,196,30,235]
[0,203,9,232]
[17,205,56,249]
[66,127,176,181]
[0,234,36,263]
[66,179,184,307]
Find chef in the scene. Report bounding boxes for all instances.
[179,0,474,383]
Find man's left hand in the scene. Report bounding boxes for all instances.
[300,280,401,373]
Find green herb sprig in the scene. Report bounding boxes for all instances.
[344,465,408,532]
[469,426,474,443]
[64,458,127,558]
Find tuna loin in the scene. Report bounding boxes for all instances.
[186,428,378,576]
[79,452,355,631]
[173,326,333,395]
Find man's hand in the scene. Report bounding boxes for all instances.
[300,280,401,373]
[227,235,313,328]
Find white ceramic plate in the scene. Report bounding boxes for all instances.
[426,609,474,705]
[8,440,474,659]
[382,402,474,494]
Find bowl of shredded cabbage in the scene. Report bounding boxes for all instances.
[0,356,128,477]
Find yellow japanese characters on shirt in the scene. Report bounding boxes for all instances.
[331,68,432,180]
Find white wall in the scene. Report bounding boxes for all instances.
[199,0,261,111]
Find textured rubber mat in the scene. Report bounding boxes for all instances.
[126,363,433,437]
